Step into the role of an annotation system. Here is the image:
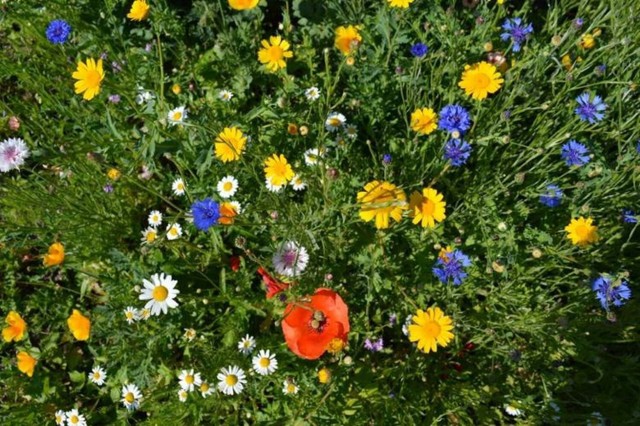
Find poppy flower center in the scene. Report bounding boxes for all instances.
[309,310,327,332]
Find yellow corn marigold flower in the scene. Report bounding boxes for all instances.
[215,127,247,162]
[228,0,259,10]
[387,0,414,7]
[561,54,573,71]
[326,338,345,355]
[408,307,454,354]
[127,0,150,21]
[580,34,596,49]
[357,180,407,229]
[317,367,331,384]
[43,242,65,267]
[410,108,438,135]
[409,188,446,228]
[264,154,294,186]
[258,36,293,72]
[565,217,598,247]
[72,58,105,101]
[335,25,362,56]
[3,311,27,342]
[107,168,121,180]
[171,84,181,95]
[458,61,504,100]
[67,309,91,341]
[17,351,37,377]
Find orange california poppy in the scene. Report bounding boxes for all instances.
[257,267,289,299]
[281,288,350,360]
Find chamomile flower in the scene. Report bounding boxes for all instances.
[344,124,358,139]
[179,369,202,392]
[272,241,309,277]
[65,409,87,426]
[504,403,523,417]
[305,86,321,101]
[325,112,346,132]
[138,308,151,321]
[166,223,182,240]
[124,307,138,324]
[89,366,107,386]
[54,410,66,425]
[148,210,162,227]
[266,178,284,193]
[172,178,186,196]
[218,89,233,101]
[199,381,214,397]
[121,383,142,410]
[282,379,299,395]
[238,334,256,354]
[290,175,307,191]
[304,148,325,165]
[252,349,278,375]
[140,227,157,245]
[167,106,187,126]
[139,273,180,316]
[217,175,239,198]
[178,389,188,402]
[217,366,247,395]
[183,328,196,341]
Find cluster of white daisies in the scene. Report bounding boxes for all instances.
[141,210,183,245]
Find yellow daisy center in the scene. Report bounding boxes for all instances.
[422,199,436,216]
[169,227,178,236]
[200,382,210,392]
[473,72,491,89]
[125,392,135,403]
[287,383,296,393]
[70,416,79,424]
[266,45,284,62]
[223,182,233,191]
[172,111,183,121]
[423,320,441,338]
[177,183,184,190]
[146,231,156,242]
[328,118,341,127]
[574,223,591,240]
[185,374,194,384]
[84,70,102,90]
[259,357,271,368]
[152,285,169,301]
[225,374,238,386]
[93,372,101,379]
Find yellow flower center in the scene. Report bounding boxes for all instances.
[85,70,102,89]
[259,357,271,368]
[423,320,442,338]
[93,372,101,379]
[152,285,169,301]
[152,215,159,222]
[146,231,156,242]
[200,382,210,392]
[172,112,182,121]
[185,374,194,384]
[177,183,184,190]
[266,45,284,62]
[225,374,238,386]
[328,118,341,127]
[422,199,436,216]
[169,227,178,236]
[473,72,490,89]
[70,416,79,424]
[287,384,296,393]
[223,182,233,191]
[574,223,591,240]
[125,392,135,403]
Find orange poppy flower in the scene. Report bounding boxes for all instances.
[257,267,289,299]
[281,288,350,360]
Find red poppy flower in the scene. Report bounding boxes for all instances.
[257,267,289,299]
[229,256,241,272]
[281,288,349,360]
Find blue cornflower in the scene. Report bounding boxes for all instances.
[575,92,607,123]
[572,18,584,29]
[364,338,384,352]
[622,209,638,223]
[594,64,606,76]
[191,198,220,231]
[45,20,72,44]
[382,154,392,165]
[444,139,472,167]
[540,184,563,207]
[433,250,472,285]
[636,141,640,154]
[410,43,428,58]
[592,275,631,310]
[438,104,472,135]
[500,18,534,52]
[561,140,590,167]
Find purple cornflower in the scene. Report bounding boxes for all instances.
[191,198,220,231]
[540,184,563,207]
[501,18,534,52]
[561,140,590,167]
[382,154,392,165]
[438,104,472,135]
[108,94,121,104]
[145,43,154,52]
[103,184,114,193]
[592,275,631,310]
[433,249,472,285]
[572,18,584,29]
[364,338,384,352]
[622,209,637,223]
[410,43,428,58]
[111,61,123,73]
[575,92,607,123]
[502,110,512,121]
[594,65,606,76]
[45,20,71,44]
[388,313,397,326]
[444,139,472,167]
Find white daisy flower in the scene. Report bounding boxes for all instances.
[252,349,278,376]
[217,175,239,199]
[167,106,187,126]
[135,88,155,105]
[266,178,284,193]
[138,308,151,321]
[65,409,87,426]
[304,86,321,101]
[166,223,182,240]
[124,307,138,324]
[148,210,162,227]
[325,112,346,132]
[219,89,233,102]
[282,379,299,395]
[290,175,307,191]
[183,328,196,341]
[121,383,142,410]
[178,369,202,392]
[54,410,66,426]
[178,388,188,402]
[401,314,413,336]
[229,201,242,214]
[237,334,256,355]
[304,148,325,166]
[272,241,309,277]
[199,381,214,398]
[344,124,358,139]
[217,365,247,396]
[141,227,158,245]
[89,366,107,386]
[504,403,522,417]
[172,178,186,196]
[139,272,180,316]
[0,137,30,173]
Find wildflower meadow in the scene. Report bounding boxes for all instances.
[2,0,640,424]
